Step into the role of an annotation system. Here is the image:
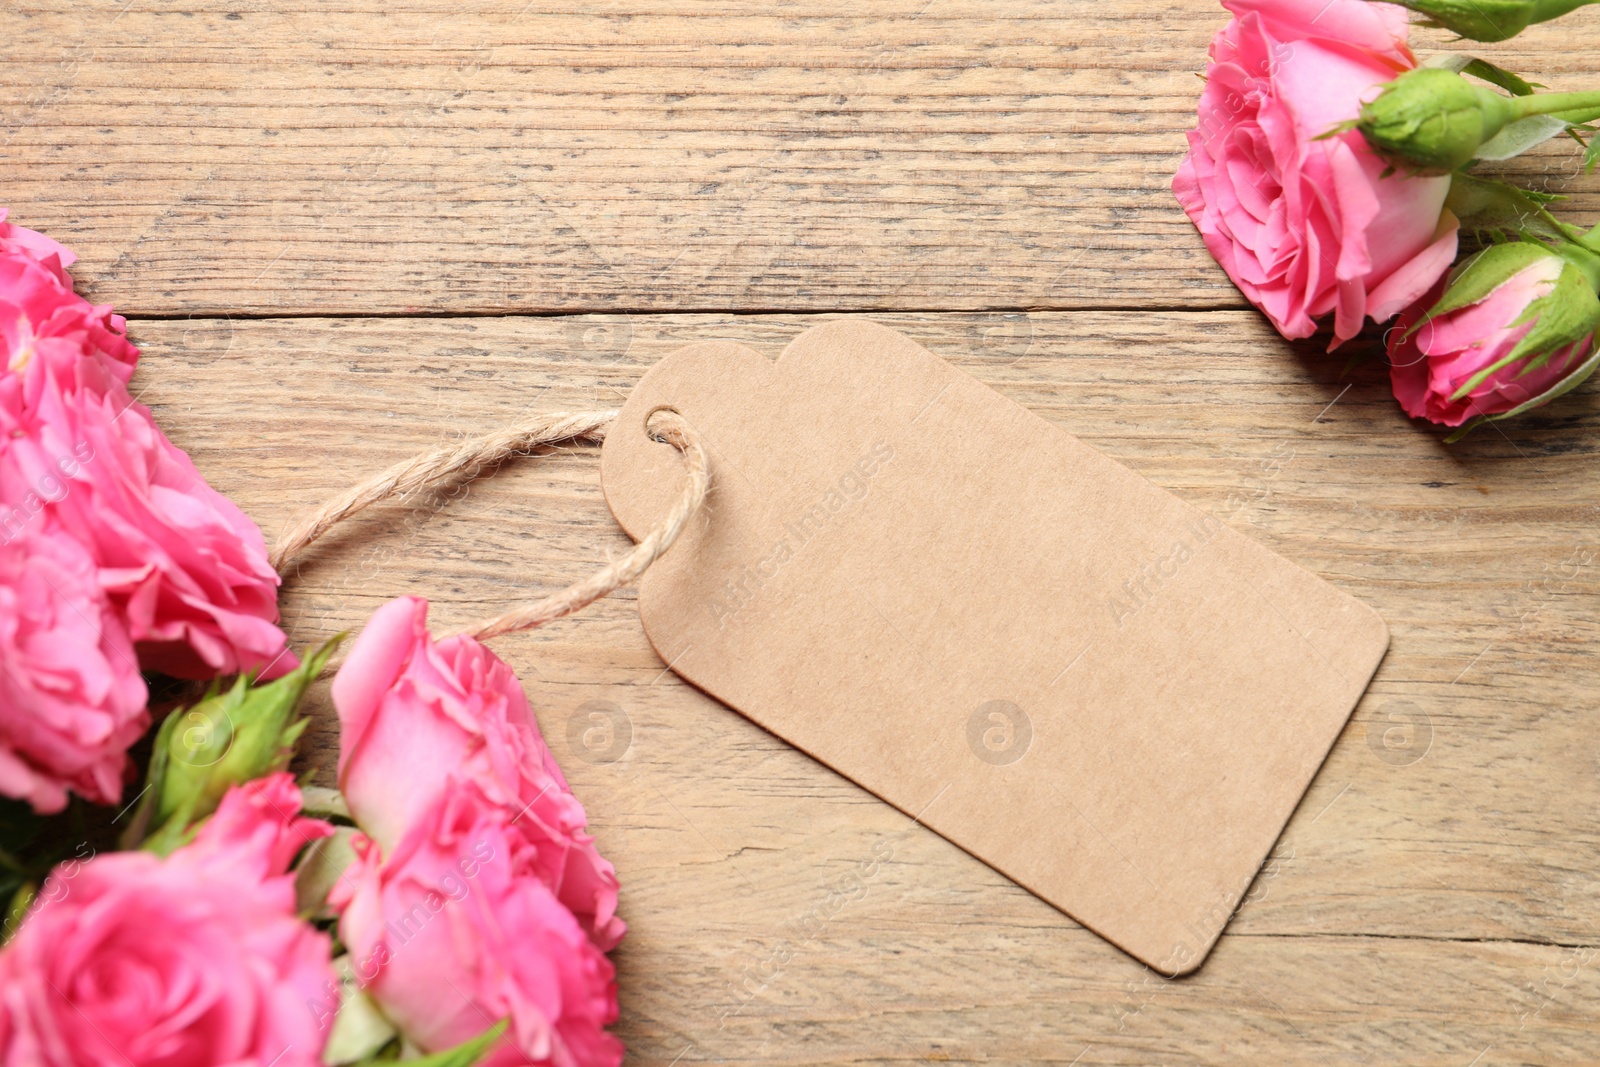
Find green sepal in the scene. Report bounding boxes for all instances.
[1313,118,1359,142]
[1579,222,1600,255]
[1425,241,1554,326]
[1552,240,1600,292]
[1445,342,1600,442]
[1505,265,1600,366]
[134,636,344,855]
[1448,262,1600,400]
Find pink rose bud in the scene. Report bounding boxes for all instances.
[0,774,336,1067]
[329,786,622,1067]
[1173,0,1459,348]
[140,638,342,853]
[0,210,293,683]
[332,596,624,951]
[1389,240,1600,435]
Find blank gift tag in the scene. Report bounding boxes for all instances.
[600,321,1387,974]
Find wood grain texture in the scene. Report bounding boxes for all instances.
[0,0,1596,315]
[131,311,1600,1064]
[12,0,1600,1059]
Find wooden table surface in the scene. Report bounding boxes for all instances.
[5,2,1600,1064]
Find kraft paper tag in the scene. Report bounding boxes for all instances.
[600,321,1387,974]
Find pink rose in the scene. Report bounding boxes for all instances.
[1173,0,1459,347]
[0,520,147,812]
[0,215,134,388]
[1389,259,1598,427]
[0,774,336,1067]
[333,596,624,950]
[331,786,623,1067]
[182,770,335,878]
[0,210,79,297]
[0,215,293,680]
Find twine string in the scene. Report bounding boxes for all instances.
[271,407,708,641]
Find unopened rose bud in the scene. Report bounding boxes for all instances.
[1358,69,1518,173]
[1357,69,1600,174]
[1388,0,1596,43]
[139,637,342,853]
[1389,240,1600,437]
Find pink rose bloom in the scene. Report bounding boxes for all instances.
[331,786,623,1067]
[1389,261,1598,427]
[0,213,135,389]
[0,520,147,812]
[1173,0,1459,347]
[0,210,79,294]
[0,774,336,1067]
[333,596,624,950]
[0,213,293,680]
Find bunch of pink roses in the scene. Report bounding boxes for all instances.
[0,209,292,812]
[325,597,625,1067]
[0,596,629,1066]
[0,774,339,1067]
[1175,0,1600,439]
[0,217,628,1065]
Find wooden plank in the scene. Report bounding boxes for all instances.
[130,310,1600,1062]
[0,1,1594,315]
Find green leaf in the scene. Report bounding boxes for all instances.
[353,1022,508,1067]
[293,826,360,917]
[1477,114,1571,161]
[1,881,35,944]
[322,960,399,1066]
[1458,58,1541,97]
[1445,173,1569,244]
